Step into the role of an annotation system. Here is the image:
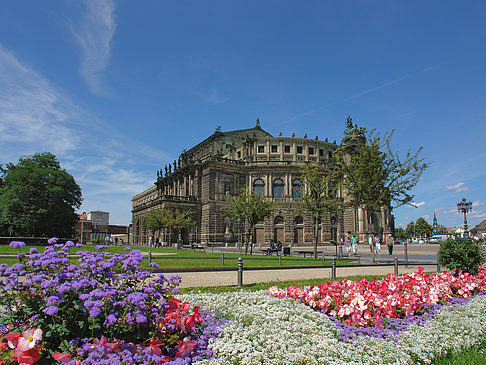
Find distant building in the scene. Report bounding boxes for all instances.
[132,120,394,246]
[471,219,486,239]
[75,211,129,244]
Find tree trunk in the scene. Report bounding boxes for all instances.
[313,216,318,261]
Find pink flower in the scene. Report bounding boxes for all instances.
[17,329,42,352]
[175,339,196,358]
[52,352,73,363]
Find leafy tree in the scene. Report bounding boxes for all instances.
[337,118,429,263]
[143,208,194,247]
[227,188,273,254]
[405,221,415,238]
[394,227,407,241]
[298,164,344,260]
[438,237,485,274]
[414,217,432,237]
[0,152,82,238]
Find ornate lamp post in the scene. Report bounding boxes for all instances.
[457,197,472,235]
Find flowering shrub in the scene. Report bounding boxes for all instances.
[0,238,219,364]
[268,266,486,328]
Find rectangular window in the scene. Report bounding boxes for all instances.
[297,146,303,154]
[271,145,278,153]
[284,145,291,153]
[237,151,241,158]
[258,145,265,153]
[319,149,324,157]
[308,147,314,155]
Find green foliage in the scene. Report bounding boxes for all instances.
[438,238,485,274]
[0,152,82,237]
[414,217,432,237]
[227,188,273,254]
[338,126,429,212]
[406,221,415,238]
[143,207,194,240]
[299,164,344,259]
[394,227,407,241]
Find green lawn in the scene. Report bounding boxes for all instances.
[0,244,357,270]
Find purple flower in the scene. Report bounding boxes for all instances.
[104,314,117,326]
[43,306,59,315]
[29,248,39,255]
[135,314,147,323]
[46,295,62,305]
[47,237,58,244]
[65,240,75,247]
[9,241,25,248]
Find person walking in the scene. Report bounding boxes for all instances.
[177,234,182,249]
[352,235,358,255]
[374,234,381,255]
[345,236,352,256]
[387,234,394,255]
[368,235,373,253]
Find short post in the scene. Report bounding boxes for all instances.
[148,251,152,265]
[331,256,337,279]
[221,252,224,266]
[404,239,409,268]
[437,259,441,272]
[394,257,399,276]
[278,253,282,266]
[322,252,325,266]
[237,257,243,288]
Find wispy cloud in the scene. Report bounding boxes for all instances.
[473,200,482,208]
[201,89,231,104]
[0,43,167,224]
[281,63,441,125]
[445,182,468,193]
[409,201,426,208]
[71,0,116,95]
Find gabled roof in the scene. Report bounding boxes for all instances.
[471,219,486,233]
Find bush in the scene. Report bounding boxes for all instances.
[0,238,215,364]
[438,237,485,274]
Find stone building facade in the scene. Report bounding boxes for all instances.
[131,121,393,246]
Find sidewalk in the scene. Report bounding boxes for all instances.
[164,264,438,288]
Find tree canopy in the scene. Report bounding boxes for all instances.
[227,188,273,254]
[0,152,82,237]
[142,207,194,245]
[298,164,344,259]
[337,118,429,262]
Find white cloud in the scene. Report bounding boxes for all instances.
[201,89,231,104]
[445,182,468,192]
[0,44,168,224]
[473,200,482,208]
[71,0,116,95]
[409,201,426,208]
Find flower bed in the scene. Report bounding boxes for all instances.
[268,266,486,329]
[0,239,226,364]
[178,288,486,364]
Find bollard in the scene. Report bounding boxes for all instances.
[394,257,398,276]
[237,257,243,288]
[331,256,337,279]
[148,251,152,264]
[322,252,325,266]
[437,259,441,272]
[278,253,282,266]
[221,252,224,266]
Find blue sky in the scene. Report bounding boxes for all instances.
[1,1,485,228]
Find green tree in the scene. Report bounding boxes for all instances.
[227,188,273,254]
[0,152,82,238]
[143,208,194,247]
[337,119,429,263]
[414,217,432,237]
[438,238,485,274]
[299,164,344,260]
[170,208,195,247]
[394,227,407,241]
[406,221,415,238]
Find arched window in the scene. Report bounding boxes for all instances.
[273,179,284,199]
[292,179,302,199]
[253,179,264,198]
[274,216,284,225]
[294,216,303,225]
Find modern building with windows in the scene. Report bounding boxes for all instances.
[131,120,393,246]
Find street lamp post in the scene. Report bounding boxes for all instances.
[457,198,472,236]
